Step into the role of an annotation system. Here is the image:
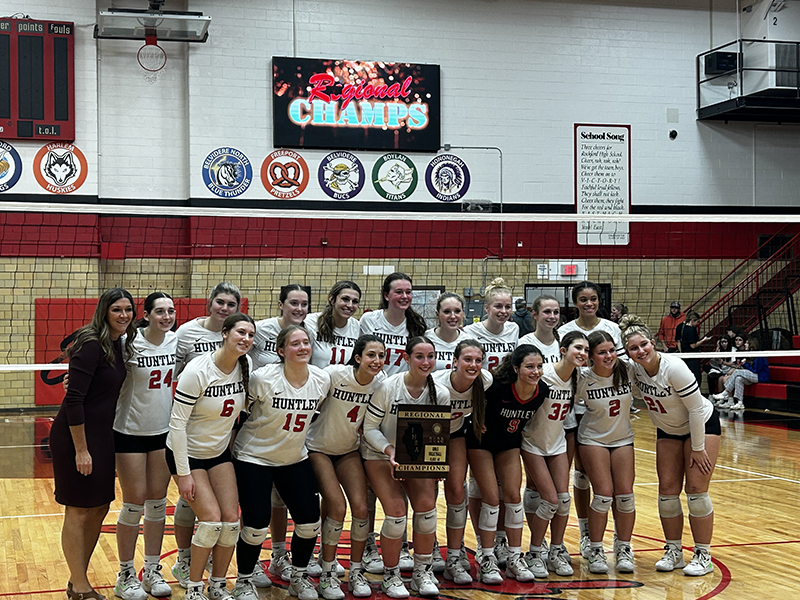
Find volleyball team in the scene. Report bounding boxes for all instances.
[50,274,721,600]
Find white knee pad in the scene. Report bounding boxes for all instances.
[504,501,524,529]
[380,515,407,540]
[573,470,590,490]
[117,502,144,527]
[446,500,468,530]
[535,499,557,521]
[556,492,572,516]
[467,476,482,499]
[174,497,196,528]
[351,518,369,542]
[590,494,613,514]
[615,493,635,514]
[193,521,222,548]
[478,503,499,531]
[271,487,286,510]
[658,494,683,519]
[143,498,167,523]
[240,525,269,546]
[413,508,438,535]
[523,488,541,514]
[322,518,344,546]
[687,492,713,518]
[217,521,240,547]
[294,519,321,540]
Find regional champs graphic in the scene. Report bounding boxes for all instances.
[318,151,365,200]
[425,153,470,202]
[34,142,88,194]
[372,153,417,201]
[202,147,253,198]
[261,150,310,199]
[0,141,22,192]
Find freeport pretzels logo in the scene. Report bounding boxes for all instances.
[261,150,309,199]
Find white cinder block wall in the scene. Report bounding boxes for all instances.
[8,0,800,206]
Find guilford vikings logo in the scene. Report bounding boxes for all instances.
[425,153,471,202]
[372,153,418,202]
[318,151,365,200]
[0,141,22,193]
[202,147,253,198]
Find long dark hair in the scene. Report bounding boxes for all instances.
[68,288,137,364]
[532,294,561,341]
[207,282,241,312]
[135,291,174,330]
[588,330,629,391]
[450,339,487,441]
[379,272,426,337]
[557,330,588,393]
[347,334,384,370]
[318,281,361,343]
[493,344,544,385]
[221,313,255,399]
[405,336,438,404]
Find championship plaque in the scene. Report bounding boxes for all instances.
[394,404,451,478]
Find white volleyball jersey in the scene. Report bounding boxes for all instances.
[306,312,361,369]
[175,318,222,376]
[234,364,331,467]
[359,310,410,376]
[114,330,177,436]
[167,353,249,476]
[558,318,624,355]
[424,327,463,372]
[462,321,519,372]
[306,365,386,455]
[630,353,714,451]
[250,317,283,369]
[518,333,560,365]
[575,368,634,447]
[522,363,573,456]
[362,373,450,461]
[433,368,493,433]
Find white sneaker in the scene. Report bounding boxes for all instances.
[334,560,345,577]
[142,565,172,597]
[655,544,685,572]
[710,391,729,403]
[721,398,736,409]
[588,547,609,574]
[431,540,446,573]
[318,573,345,600]
[231,578,259,600]
[443,555,472,585]
[185,585,208,600]
[547,548,574,576]
[288,572,318,600]
[398,542,414,571]
[683,549,713,577]
[522,551,548,578]
[580,535,591,559]
[207,582,232,600]
[615,544,635,573]
[555,542,571,565]
[381,572,409,599]
[269,551,293,582]
[307,555,323,577]
[458,543,471,571]
[115,569,148,600]
[409,566,439,597]
[732,400,745,410]
[479,554,503,585]
[252,561,272,588]
[171,559,191,589]
[505,553,535,582]
[347,568,372,598]
[362,535,384,574]
[493,536,510,568]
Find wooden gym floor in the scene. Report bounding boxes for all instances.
[1,407,798,600]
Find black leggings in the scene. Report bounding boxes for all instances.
[234,458,320,576]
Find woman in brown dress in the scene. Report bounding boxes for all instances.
[50,288,137,600]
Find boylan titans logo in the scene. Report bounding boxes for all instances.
[426,153,470,202]
[372,153,418,201]
[202,147,253,198]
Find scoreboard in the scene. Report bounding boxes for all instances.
[0,18,75,141]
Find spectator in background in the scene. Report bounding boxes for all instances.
[680,311,712,388]
[657,301,685,353]
[610,303,628,324]
[512,299,534,338]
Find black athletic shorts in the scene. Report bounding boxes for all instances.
[114,431,168,453]
[656,409,722,441]
[165,446,232,475]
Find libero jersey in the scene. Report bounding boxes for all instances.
[362,372,450,461]
[167,353,249,476]
[462,321,519,372]
[234,363,331,467]
[518,333,560,365]
[306,365,386,455]
[359,310,410,376]
[558,318,624,355]
[424,327,464,372]
[433,368,493,433]
[630,353,714,451]
[575,367,634,447]
[522,363,574,456]
[175,318,222,376]
[250,316,283,369]
[478,379,548,449]
[305,312,361,369]
[114,330,177,436]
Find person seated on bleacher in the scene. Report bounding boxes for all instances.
[710,337,769,410]
[704,336,735,397]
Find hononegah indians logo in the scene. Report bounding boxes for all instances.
[372,153,417,201]
[318,151,365,200]
[425,153,470,202]
[202,147,253,198]
[0,141,23,192]
[261,150,310,199]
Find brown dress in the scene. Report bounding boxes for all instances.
[50,338,126,507]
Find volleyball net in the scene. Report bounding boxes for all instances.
[1,202,798,409]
